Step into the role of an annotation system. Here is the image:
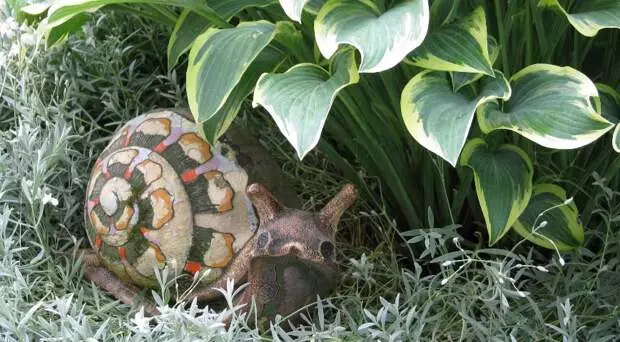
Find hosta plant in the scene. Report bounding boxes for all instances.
[21,0,620,251]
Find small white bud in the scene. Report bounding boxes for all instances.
[42,192,59,207]
[536,266,549,272]
[563,197,574,205]
[559,257,565,266]
[441,260,453,267]
[441,278,449,285]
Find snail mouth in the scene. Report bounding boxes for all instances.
[255,254,339,276]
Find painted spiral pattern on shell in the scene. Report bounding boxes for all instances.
[84,109,258,288]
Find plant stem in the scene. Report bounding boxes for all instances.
[524,1,533,66]
[494,0,510,76]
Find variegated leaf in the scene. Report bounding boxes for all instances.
[315,0,429,73]
[513,184,584,251]
[461,139,533,245]
[540,0,620,37]
[477,64,614,149]
[253,49,359,159]
[401,70,510,166]
[407,7,493,75]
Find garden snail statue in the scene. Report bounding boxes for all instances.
[81,108,358,322]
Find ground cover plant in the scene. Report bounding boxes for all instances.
[1,0,619,340]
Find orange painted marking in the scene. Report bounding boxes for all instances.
[204,170,220,180]
[181,169,198,183]
[150,244,166,263]
[95,235,102,249]
[150,189,174,229]
[136,160,163,185]
[218,188,234,212]
[207,233,235,268]
[118,247,127,261]
[121,127,131,147]
[115,205,134,230]
[203,171,234,212]
[89,211,108,234]
[184,261,202,275]
[178,133,212,163]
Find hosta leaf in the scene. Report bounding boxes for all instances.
[429,0,462,29]
[44,13,89,46]
[46,0,229,33]
[461,139,533,245]
[596,84,620,152]
[450,36,499,92]
[513,184,584,251]
[279,0,310,22]
[252,49,359,159]
[614,125,620,152]
[211,0,276,18]
[400,70,510,166]
[596,83,620,123]
[168,11,208,70]
[478,64,614,149]
[407,7,493,75]
[199,47,285,144]
[278,0,326,21]
[305,0,326,14]
[315,0,429,73]
[17,2,50,23]
[540,0,620,37]
[167,1,275,70]
[187,21,285,124]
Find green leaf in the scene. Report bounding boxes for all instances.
[112,4,176,26]
[167,10,208,70]
[614,125,620,153]
[46,0,229,34]
[407,7,493,75]
[278,0,328,21]
[460,139,533,245]
[17,2,50,23]
[252,49,359,159]
[20,2,50,16]
[167,1,276,70]
[279,0,310,22]
[478,64,614,149]
[429,0,461,29]
[199,47,285,144]
[513,184,584,251]
[305,0,326,14]
[400,70,510,166]
[596,84,620,153]
[540,0,620,37]
[596,83,620,123]
[45,13,89,46]
[315,0,429,73]
[187,21,284,124]
[211,0,276,18]
[450,36,499,92]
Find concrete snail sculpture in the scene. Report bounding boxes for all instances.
[81,108,357,321]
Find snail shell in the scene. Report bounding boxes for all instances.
[84,109,258,288]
